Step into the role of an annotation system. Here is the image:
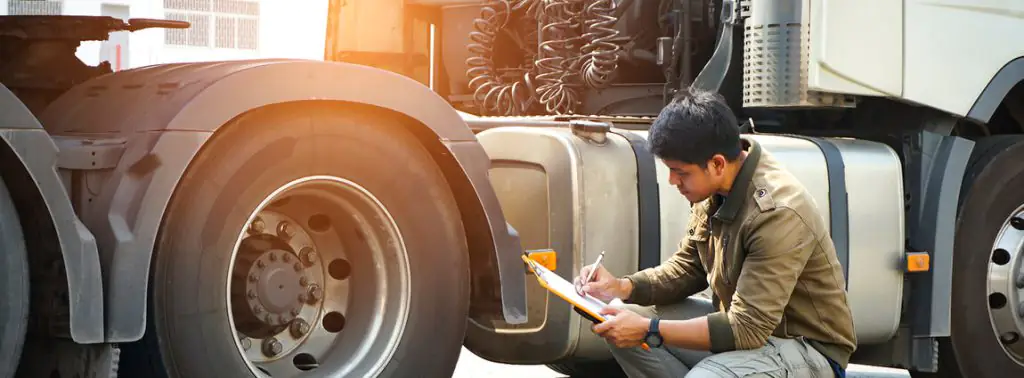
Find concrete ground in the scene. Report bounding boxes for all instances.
[452,347,911,378]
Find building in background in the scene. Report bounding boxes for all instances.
[1,0,329,70]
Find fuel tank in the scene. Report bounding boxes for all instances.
[464,123,905,364]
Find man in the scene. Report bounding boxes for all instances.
[575,87,856,377]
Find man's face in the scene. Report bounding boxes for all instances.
[662,157,724,204]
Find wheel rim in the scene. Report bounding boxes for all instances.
[226,175,410,377]
[987,205,1024,367]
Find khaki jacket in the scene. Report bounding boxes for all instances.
[624,137,857,368]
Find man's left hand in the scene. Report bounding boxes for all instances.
[591,307,649,348]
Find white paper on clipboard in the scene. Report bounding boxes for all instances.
[524,256,616,318]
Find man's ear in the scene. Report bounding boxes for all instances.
[710,155,727,175]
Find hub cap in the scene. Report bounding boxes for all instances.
[227,176,410,377]
[987,206,1024,366]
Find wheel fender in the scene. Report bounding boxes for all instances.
[41,59,527,342]
[0,84,104,344]
[967,56,1024,123]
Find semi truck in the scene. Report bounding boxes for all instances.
[0,0,1022,377]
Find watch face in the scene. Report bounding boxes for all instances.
[645,333,663,347]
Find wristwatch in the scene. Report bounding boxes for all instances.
[644,318,664,348]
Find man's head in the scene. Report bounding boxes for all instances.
[648,87,743,203]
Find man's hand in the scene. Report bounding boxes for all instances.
[591,307,649,348]
[574,264,632,302]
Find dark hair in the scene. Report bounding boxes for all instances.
[647,87,741,167]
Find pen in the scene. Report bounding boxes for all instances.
[578,251,605,295]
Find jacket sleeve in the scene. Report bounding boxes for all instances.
[706,206,818,352]
[623,217,709,306]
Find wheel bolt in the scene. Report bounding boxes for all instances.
[293,262,303,272]
[300,276,310,287]
[298,293,309,303]
[307,284,323,304]
[257,260,266,269]
[269,252,277,262]
[249,217,265,234]
[240,337,251,351]
[283,253,292,263]
[278,222,295,240]
[252,305,263,315]
[300,247,317,266]
[247,289,257,299]
[290,319,310,338]
[291,308,301,316]
[262,338,283,357]
[248,273,258,282]
[1017,275,1024,289]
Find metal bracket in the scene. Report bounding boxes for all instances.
[689,0,739,94]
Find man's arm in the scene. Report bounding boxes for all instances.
[621,235,709,306]
[638,207,816,352]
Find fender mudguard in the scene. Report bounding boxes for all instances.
[0,84,104,343]
[967,56,1024,123]
[41,59,528,342]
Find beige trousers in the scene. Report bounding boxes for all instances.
[605,297,836,377]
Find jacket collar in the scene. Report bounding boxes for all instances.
[711,137,761,223]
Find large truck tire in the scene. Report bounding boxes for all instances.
[0,178,28,378]
[119,103,470,378]
[916,135,1024,378]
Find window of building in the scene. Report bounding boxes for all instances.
[164,0,259,50]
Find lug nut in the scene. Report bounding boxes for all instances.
[307,284,323,304]
[283,253,292,263]
[252,305,263,315]
[291,308,301,316]
[300,276,310,287]
[278,222,295,240]
[247,289,257,299]
[249,217,265,234]
[293,262,303,272]
[257,259,266,269]
[298,293,309,303]
[262,338,283,357]
[248,273,258,282]
[269,252,277,262]
[240,337,251,351]
[291,319,310,338]
[300,247,317,266]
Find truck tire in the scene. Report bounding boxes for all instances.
[119,103,470,378]
[918,135,1024,378]
[0,178,28,378]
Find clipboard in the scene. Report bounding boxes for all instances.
[521,254,651,352]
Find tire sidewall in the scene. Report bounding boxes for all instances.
[951,139,1024,377]
[152,105,469,378]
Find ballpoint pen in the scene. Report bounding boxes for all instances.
[578,251,605,295]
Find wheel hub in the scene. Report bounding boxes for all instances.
[987,208,1024,366]
[246,249,304,326]
[226,176,410,377]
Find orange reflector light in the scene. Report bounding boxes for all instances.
[527,249,557,271]
[906,252,930,272]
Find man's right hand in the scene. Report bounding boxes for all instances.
[574,264,632,302]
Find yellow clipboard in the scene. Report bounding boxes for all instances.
[521,254,651,352]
